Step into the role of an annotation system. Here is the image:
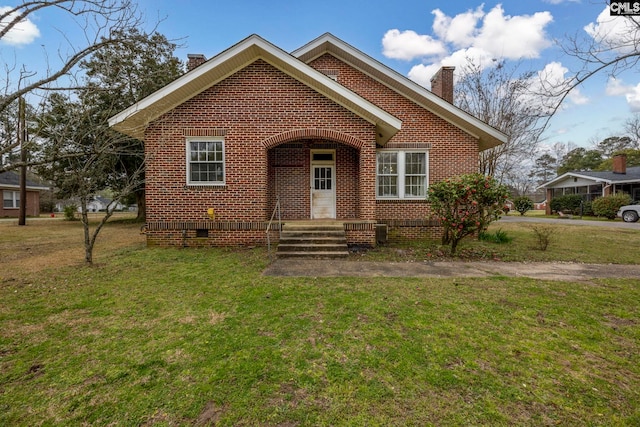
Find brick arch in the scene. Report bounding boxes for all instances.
[261,128,366,150]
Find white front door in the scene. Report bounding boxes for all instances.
[310,150,336,219]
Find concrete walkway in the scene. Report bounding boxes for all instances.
[263,259,640,281]
[497,214,640,229]
[264,215,640,280]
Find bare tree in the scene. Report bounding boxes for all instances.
[35,92,144,264]
[0,0,143,172]
[540,2,640,120]
[504,169,538,197]
[624,114,640,146]
[455,59,551,183]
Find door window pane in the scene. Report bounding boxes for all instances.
[313,153,334,162]
[314,167,332,190]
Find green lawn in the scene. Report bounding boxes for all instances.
[360,221,640,264]
[1,219,639,425]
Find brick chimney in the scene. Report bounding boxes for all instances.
[187,54,206,72]
[430,66,455,104]
[613,153,627,174]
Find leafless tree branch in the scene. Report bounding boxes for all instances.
[538,2,640,129]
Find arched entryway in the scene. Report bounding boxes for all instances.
[263,129,366,221]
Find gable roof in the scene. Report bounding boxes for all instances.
[292,33,507,151]
[109,34,402,145]
[539,166,640,188]
[0,171,48,190]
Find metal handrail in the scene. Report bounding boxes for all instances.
[266,196,281,260]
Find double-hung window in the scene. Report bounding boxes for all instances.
[2,190,19,208]
[376,151,428,199]
[186,137,225,185]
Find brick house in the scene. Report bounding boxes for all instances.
[0,171,47,217]
[109,33,506,247]
[540,154,640,214]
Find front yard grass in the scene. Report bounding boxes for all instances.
[358,221,640,264]
[1,218,639,425]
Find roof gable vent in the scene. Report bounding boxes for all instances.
[318,69,339,81]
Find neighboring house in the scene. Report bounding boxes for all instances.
[539,154,640,214]
[55,196,124,212]
[109,33,507,247]
[504,198,546,212]
[84,196,123,212]
[504,199,514,211]
[534,200,547,211]
[0,171,48,217]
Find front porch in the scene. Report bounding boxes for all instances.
[266,136,375,223]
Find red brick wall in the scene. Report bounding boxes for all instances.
[309,54,479,230]
[268,143,309,219]
[143,53,480,246]
[144,59,376,245]
[0,189,40,217]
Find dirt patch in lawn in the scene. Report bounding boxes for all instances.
[0,217,144,279]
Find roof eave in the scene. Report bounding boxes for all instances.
[109,34,402,143]
[0,184,47,191]
[538,172,613,189]
[292,33,507,151]
[611,177,640,184]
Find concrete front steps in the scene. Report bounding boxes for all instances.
[276,222,349,259]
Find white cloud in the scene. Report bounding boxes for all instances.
[474,5,553,59]
[605,77,629,96]
[432,6,484,48]
[584,6,640,54]
[626,88,640,112]
[407,63,442,88]
[408,47,495,88]
[382,29,446,61]
[0,6,40,46]
[606,77,640,112]
[382,4,555,86]
[568,90,589,106]
[539,62,589,105]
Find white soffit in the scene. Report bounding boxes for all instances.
[539,172,604,188]
[293,33,507,151]
[109,35,401,144]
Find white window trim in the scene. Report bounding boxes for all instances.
[376,150,429,200]
[185,136,226,186]
[2,190,20,209]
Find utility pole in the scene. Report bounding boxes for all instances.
[18,97,27,226]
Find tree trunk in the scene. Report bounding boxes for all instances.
[135,188,145,221]
[81,197,116,265]
[79,196,93,264]
[450,237,460,256]
[441,226,451,245]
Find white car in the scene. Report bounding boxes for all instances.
[617,204,640,222]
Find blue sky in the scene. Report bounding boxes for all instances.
[2,0,637,149]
